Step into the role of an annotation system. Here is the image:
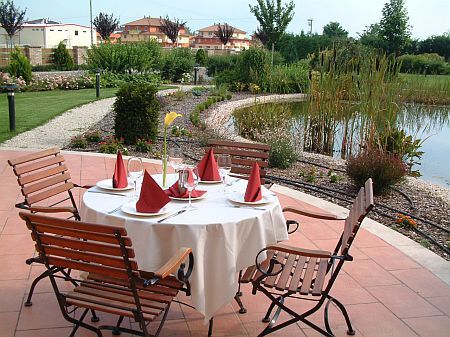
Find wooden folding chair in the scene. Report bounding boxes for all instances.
[241,179,374,337]
[8,147,91,306]
[207,139,270,184]
[20,212,194,337]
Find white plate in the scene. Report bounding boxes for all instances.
[121,202,171,217]
[199,179,222,184]
[227,191,275,205]
[96,179,134,191]
[169,192,207,201]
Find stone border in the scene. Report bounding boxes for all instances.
[205,93,306,141]
[271,184,450,286]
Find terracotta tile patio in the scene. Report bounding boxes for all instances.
[1,149,449,337]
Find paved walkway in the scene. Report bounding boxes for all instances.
[0,85,203,150]
[1,149,449,337]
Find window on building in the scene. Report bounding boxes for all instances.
[58,29,62,32]
[75,30,79,36]
[83,31,86,33]
[208,32,212,36]
[50,29,54,31]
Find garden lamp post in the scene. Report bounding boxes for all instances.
[95,69,101,97]
[2,83,19,131]
[194,64,199,85]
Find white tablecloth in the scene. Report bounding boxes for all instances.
[81,174,288,320]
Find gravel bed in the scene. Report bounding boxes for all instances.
[66,90,450,260]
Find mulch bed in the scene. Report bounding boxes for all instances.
[65,90,450,261]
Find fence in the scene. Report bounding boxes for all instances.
[0,46,88,67]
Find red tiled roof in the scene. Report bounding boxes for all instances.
[198,24,246,34]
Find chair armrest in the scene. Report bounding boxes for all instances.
[74,183,94,189]
[283,206,345,221]
[154,247,193,279]
[25,205,78,215]
[266,243,331,259]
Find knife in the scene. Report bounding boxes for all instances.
[157,208,187,223]
[87,190,128,197]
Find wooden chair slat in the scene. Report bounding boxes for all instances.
[23,213,127,235]
[231,157,269,168]
[365,178,374,211]
[241,265,257,283]
[68,291,162,316]
[311,259,329,296]
[211,147,269,159]
[34,223,132,246]
[42,246,137,270]
[38,234,135,258]
[275,253,297,291]
[288,255,307,292]
[18,164,68,185]
[299,257,317,295]
[22,173,72,195]
[47,256,131,280]
[14,155,65,175]
[264,252,287,287]
[230,166,266,177]
[87,274,180,297]
[208,140,271,151]
[8,147,60,166]
[26,182,74,205]
[75,285,166,310]
[81,282,172,306]
[66,298,137,320]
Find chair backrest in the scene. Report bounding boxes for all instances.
[340,178,374,255]
[19,212,138,281]
[8,148,76,209]
[207,139,271,183]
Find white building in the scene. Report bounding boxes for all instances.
[0,18,96,48]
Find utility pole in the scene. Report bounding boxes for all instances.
[307,18,313,35]
[90,0,94,46]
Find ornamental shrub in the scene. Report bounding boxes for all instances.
[162,48,195,82]
[8,48,32,83]
[53,41,74,70]
[268,138,298,169]
[195,48,208,66]
[114,83,160,144]
[398,53,448,75]
[346,149,407,195]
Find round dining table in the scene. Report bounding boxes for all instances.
[81,174,288,321]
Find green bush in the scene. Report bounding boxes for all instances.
[84,130,102,142]
[268,138,298,169]
[87,41,162,73]
[398,53,448,75]
[262,62,309,94]
[8,48,32,83]
[346,149,407,195]
[69,135,87,148]
[238,47,270,84]
[99,136,128,155]
[207,54,239,76]
[98,71,160,88]
[162,48,195,82]
[114,83,160,144]
[53,41,74,70]
[195,49,208,66]
[135,138,153,153]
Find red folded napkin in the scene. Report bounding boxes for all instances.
[165,170,206,198]
[136,170,171,213]
[244,162,262,202]
[112,150,128,188]
[197,148,221,181]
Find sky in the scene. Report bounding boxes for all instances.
[17,0,450,39]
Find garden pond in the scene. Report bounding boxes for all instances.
[234,101,450,188]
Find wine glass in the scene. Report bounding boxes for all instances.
[180,166,199,209]
[217,154,232,192]
[169,147,184,173]
[127,157,143,200]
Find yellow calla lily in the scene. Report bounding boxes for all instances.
[164,111,182,128]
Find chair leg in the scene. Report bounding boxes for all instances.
[325,296,355,336]
[234,293,247,314]
[112,316,124,335]
[208,318,214,337]
[236,270,243,297]
[24,267,55,306]
[91,309,100,323]
[70,308,89,337]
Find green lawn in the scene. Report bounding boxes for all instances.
[0,88,119,144]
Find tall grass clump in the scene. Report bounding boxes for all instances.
[399,73,450,105]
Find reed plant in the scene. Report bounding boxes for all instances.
[398,74,450,105]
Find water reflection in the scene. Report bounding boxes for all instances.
[234,101,450,187]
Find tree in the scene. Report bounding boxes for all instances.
[419,33,450,61]
[379,0,411,55]
[159,15,186,45]
[359,23,386,51]
[214,23,234,46]
[323,22,348,39]
[53,41,74,70]
[249,0,295,49]
[93,12,119,42]
[254,27,270,46]
[0,0,26,48]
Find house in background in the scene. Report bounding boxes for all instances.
[191,24,250,51]
[0,18,96,48]
[96,31,121,44]
[121,17,190,47]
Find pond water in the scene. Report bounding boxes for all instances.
[234,101,450,188]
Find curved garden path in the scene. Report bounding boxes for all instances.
[0,85,201,150]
